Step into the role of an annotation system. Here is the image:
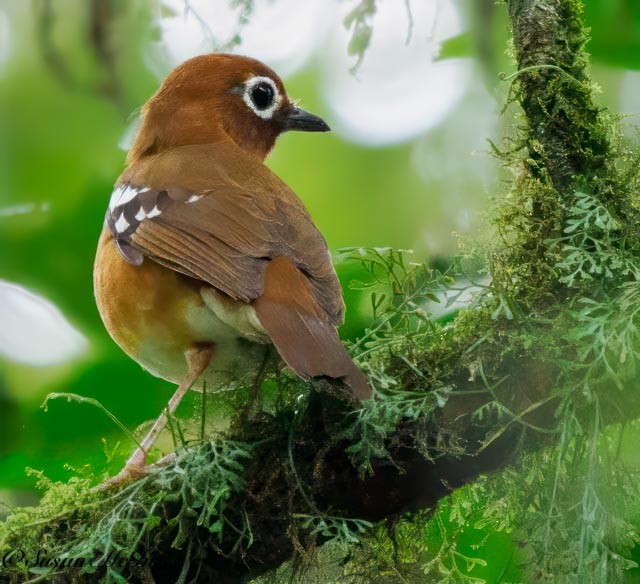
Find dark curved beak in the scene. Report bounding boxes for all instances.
[283,106,331,133]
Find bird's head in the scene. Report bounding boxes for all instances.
[128,53,330,163]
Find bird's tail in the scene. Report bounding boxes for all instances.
[254,257,371,400]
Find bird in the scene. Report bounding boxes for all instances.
[93,53,371,487]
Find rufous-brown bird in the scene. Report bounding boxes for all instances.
[94,53,370,486]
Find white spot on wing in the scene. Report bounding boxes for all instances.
[108,188,122,212]
[135,207,146,221]
[187,194,204,204]
[119,185,140,205]
[115,214,130,233]
[146,206,161,218]
[108,184,141,212]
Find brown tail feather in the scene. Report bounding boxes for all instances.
[254,257,371,400]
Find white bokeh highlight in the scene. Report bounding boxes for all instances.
[321,0,472,146]
[0,202,50,217]
[148,0,332,78]
[0,9,12,76]
[621,70,640,127]
[0,280,88,366]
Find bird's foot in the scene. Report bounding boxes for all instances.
[150,451,176,469]
[94,449,148,491]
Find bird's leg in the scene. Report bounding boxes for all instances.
[240,347,271,425]
[97,344,215,490]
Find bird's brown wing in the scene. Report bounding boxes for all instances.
[106,142,369,397]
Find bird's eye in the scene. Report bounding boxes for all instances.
[243,76,282,119]
[251,83,275,110]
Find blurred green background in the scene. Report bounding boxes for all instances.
[0,0,639,580]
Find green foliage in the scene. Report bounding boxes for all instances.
[293,514,373,546]
[345,384,453,474]
[342,0,414,71]
[469,415,640,583]
[0,439,254,582]
[337,247,452,355]
[156,440,255,549]
[275,493,518,583]
[310,11,640,581]
[467,102,640,584]
[342,0,378,72]
[334,247,470,472]
[565,285,640,394]
[304,167,640,583]
[548,190,640,287]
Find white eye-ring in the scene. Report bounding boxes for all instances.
[243,76,282,120]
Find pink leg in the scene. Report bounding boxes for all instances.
[97,344,215,490]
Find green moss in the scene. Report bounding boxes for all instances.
[0,441,254,582]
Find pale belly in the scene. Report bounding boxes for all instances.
[135,300,269,391]
[94,230,270,391]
